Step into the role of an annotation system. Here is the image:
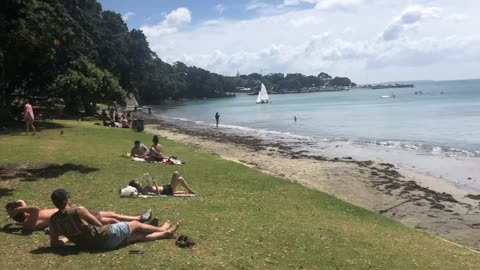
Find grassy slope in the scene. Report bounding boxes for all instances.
[0,120,478,269]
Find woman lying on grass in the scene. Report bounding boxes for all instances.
[5,200,155,230]
[129,171,196,197]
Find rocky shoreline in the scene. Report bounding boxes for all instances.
[141,116,480,251]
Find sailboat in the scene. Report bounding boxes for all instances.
[256,83,269,104]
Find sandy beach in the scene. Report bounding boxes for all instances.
[143,118,480,250]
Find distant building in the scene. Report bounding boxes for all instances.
[235,87,252,92]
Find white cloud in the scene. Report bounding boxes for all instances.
[368,36,480,68]
[215,4,225,14]
[381,5,442,41]
[246,1,272,11]
[140,7,191,38]
[315,0,364,11]
[122,11,135,21]
[164,7,191,25]
[142,1,480,82]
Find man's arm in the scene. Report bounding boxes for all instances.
[49,224,68,247]
[76,206,103,227]
[153,180,160,195]
[15,206,40,229]
[142,144,149,156]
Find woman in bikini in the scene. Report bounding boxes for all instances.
[129,171,195,196]
[149,135,164,162]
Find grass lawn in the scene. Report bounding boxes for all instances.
[0,120,479,269]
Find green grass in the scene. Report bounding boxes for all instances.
[0,120,479,269]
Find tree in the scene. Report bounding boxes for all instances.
[329,77,352,87]
[51,56,126,114]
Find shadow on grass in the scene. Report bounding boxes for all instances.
[1,224,33,236]
[31,245,111,256]
[0,163,99,182]
[0,121,67,136]
[0,188,15,198]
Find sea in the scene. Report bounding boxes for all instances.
[150,79,480,191]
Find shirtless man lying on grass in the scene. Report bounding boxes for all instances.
[5,200,155,231]
[49,189,179,250]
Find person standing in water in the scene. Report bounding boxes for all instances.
[294,115,297,122]
[215,112,220,128]
[24,99,36,135]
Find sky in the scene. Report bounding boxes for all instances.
[98,0,480,83]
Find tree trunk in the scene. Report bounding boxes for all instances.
[0,86,14,125]
[62,95,79,115]
[81,94,96,116]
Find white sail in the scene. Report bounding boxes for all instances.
[256,83,269,103]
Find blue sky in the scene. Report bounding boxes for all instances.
[97,0,480,83]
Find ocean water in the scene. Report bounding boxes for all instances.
[151,79,480,190]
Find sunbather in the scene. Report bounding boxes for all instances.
[148,135,164,161]
[129,171,196,196]
[49,189,179,250]
[5,200,154,231]
[130,140,149,159]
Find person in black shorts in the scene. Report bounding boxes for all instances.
[129,171,195,196]
[49,189,180,250]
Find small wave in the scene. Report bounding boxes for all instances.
[157,115,480,158]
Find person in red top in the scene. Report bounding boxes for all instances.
[24,99,36,135]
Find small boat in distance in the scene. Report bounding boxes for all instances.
[381,92,396,98]
[256,83,269,104]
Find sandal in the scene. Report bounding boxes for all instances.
[175,235,195,248]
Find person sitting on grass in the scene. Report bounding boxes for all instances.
[129,171,196,196]
[130,140,149,159]
[148,135,164,162]
[49,189,180,250]
[121,116,130,128]
[5,200,155,231]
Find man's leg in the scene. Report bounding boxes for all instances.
[99,211,141,222]
[127,220,179,243]
[170,171,195,194]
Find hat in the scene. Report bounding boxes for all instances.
[51,189,69,208]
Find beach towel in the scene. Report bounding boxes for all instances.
[128,154,184,165]
[119,191,196,198]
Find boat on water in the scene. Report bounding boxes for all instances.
[381,92,396,98]
[256,83,269,104]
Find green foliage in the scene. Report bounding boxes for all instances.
[0,0,356,122]
[51,56,126,114]
[0,121,479,269]
[330,76,352,87]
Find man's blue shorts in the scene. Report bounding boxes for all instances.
[102,222,130,249]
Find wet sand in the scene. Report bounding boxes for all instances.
[142,117,480,250]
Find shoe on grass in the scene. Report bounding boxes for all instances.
[140,209,152,222]
[145,217,159,227]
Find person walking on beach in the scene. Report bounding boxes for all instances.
[215,112,220,128]
[24,99,35,135]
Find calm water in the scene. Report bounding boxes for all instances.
[151,79,480,189]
